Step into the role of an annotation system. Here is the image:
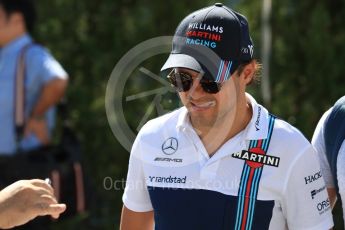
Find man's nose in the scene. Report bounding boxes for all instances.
[187,76,205,99]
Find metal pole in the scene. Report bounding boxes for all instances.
[261,0,272,107]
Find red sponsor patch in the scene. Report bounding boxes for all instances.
[246,147,265,169]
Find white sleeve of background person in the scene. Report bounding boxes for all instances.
[122,132,153,212]
[28,46,68,84]
[282,145,334,230]
[311,108,335,188]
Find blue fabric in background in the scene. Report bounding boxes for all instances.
[0,34,67,154]
[324,96,345,193]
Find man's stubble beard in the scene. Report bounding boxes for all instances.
[189,102,236,135]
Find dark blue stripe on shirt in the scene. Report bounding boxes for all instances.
[148,186,274,230]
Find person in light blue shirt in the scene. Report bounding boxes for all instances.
[0,0,68,154]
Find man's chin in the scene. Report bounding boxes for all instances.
[189,112,217,128]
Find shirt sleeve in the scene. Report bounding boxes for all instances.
[122,133,153,212]
[312,109,335,188]
[282,145,334,230]
[28,46,68,84]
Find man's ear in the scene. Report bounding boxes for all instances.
[241,61,255,85]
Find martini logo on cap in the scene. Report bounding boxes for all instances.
[186,31,222,42]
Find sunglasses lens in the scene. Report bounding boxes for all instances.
[168,73,192,92]
[201,82,221,94]
[168,72,222,94]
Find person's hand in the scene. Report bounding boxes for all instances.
[24,117,50,144]
[0,179,66,229]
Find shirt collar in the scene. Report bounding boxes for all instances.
[176,93,270,140]
[243,93,269,140]
[176,106,190,131]
[0,34,32,57]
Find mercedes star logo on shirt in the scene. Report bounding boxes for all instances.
[161,137,178,155]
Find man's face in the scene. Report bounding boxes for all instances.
[176,67,243,129]
[0,5,17,46]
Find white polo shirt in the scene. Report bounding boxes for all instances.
[312,108,345,224]
[123,94,333,230]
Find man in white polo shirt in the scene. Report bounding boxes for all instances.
[120,3,333,230]
[312,96,345,224]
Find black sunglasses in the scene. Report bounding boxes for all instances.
[167,71,222,94]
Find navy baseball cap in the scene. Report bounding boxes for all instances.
[161,3,254,83]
